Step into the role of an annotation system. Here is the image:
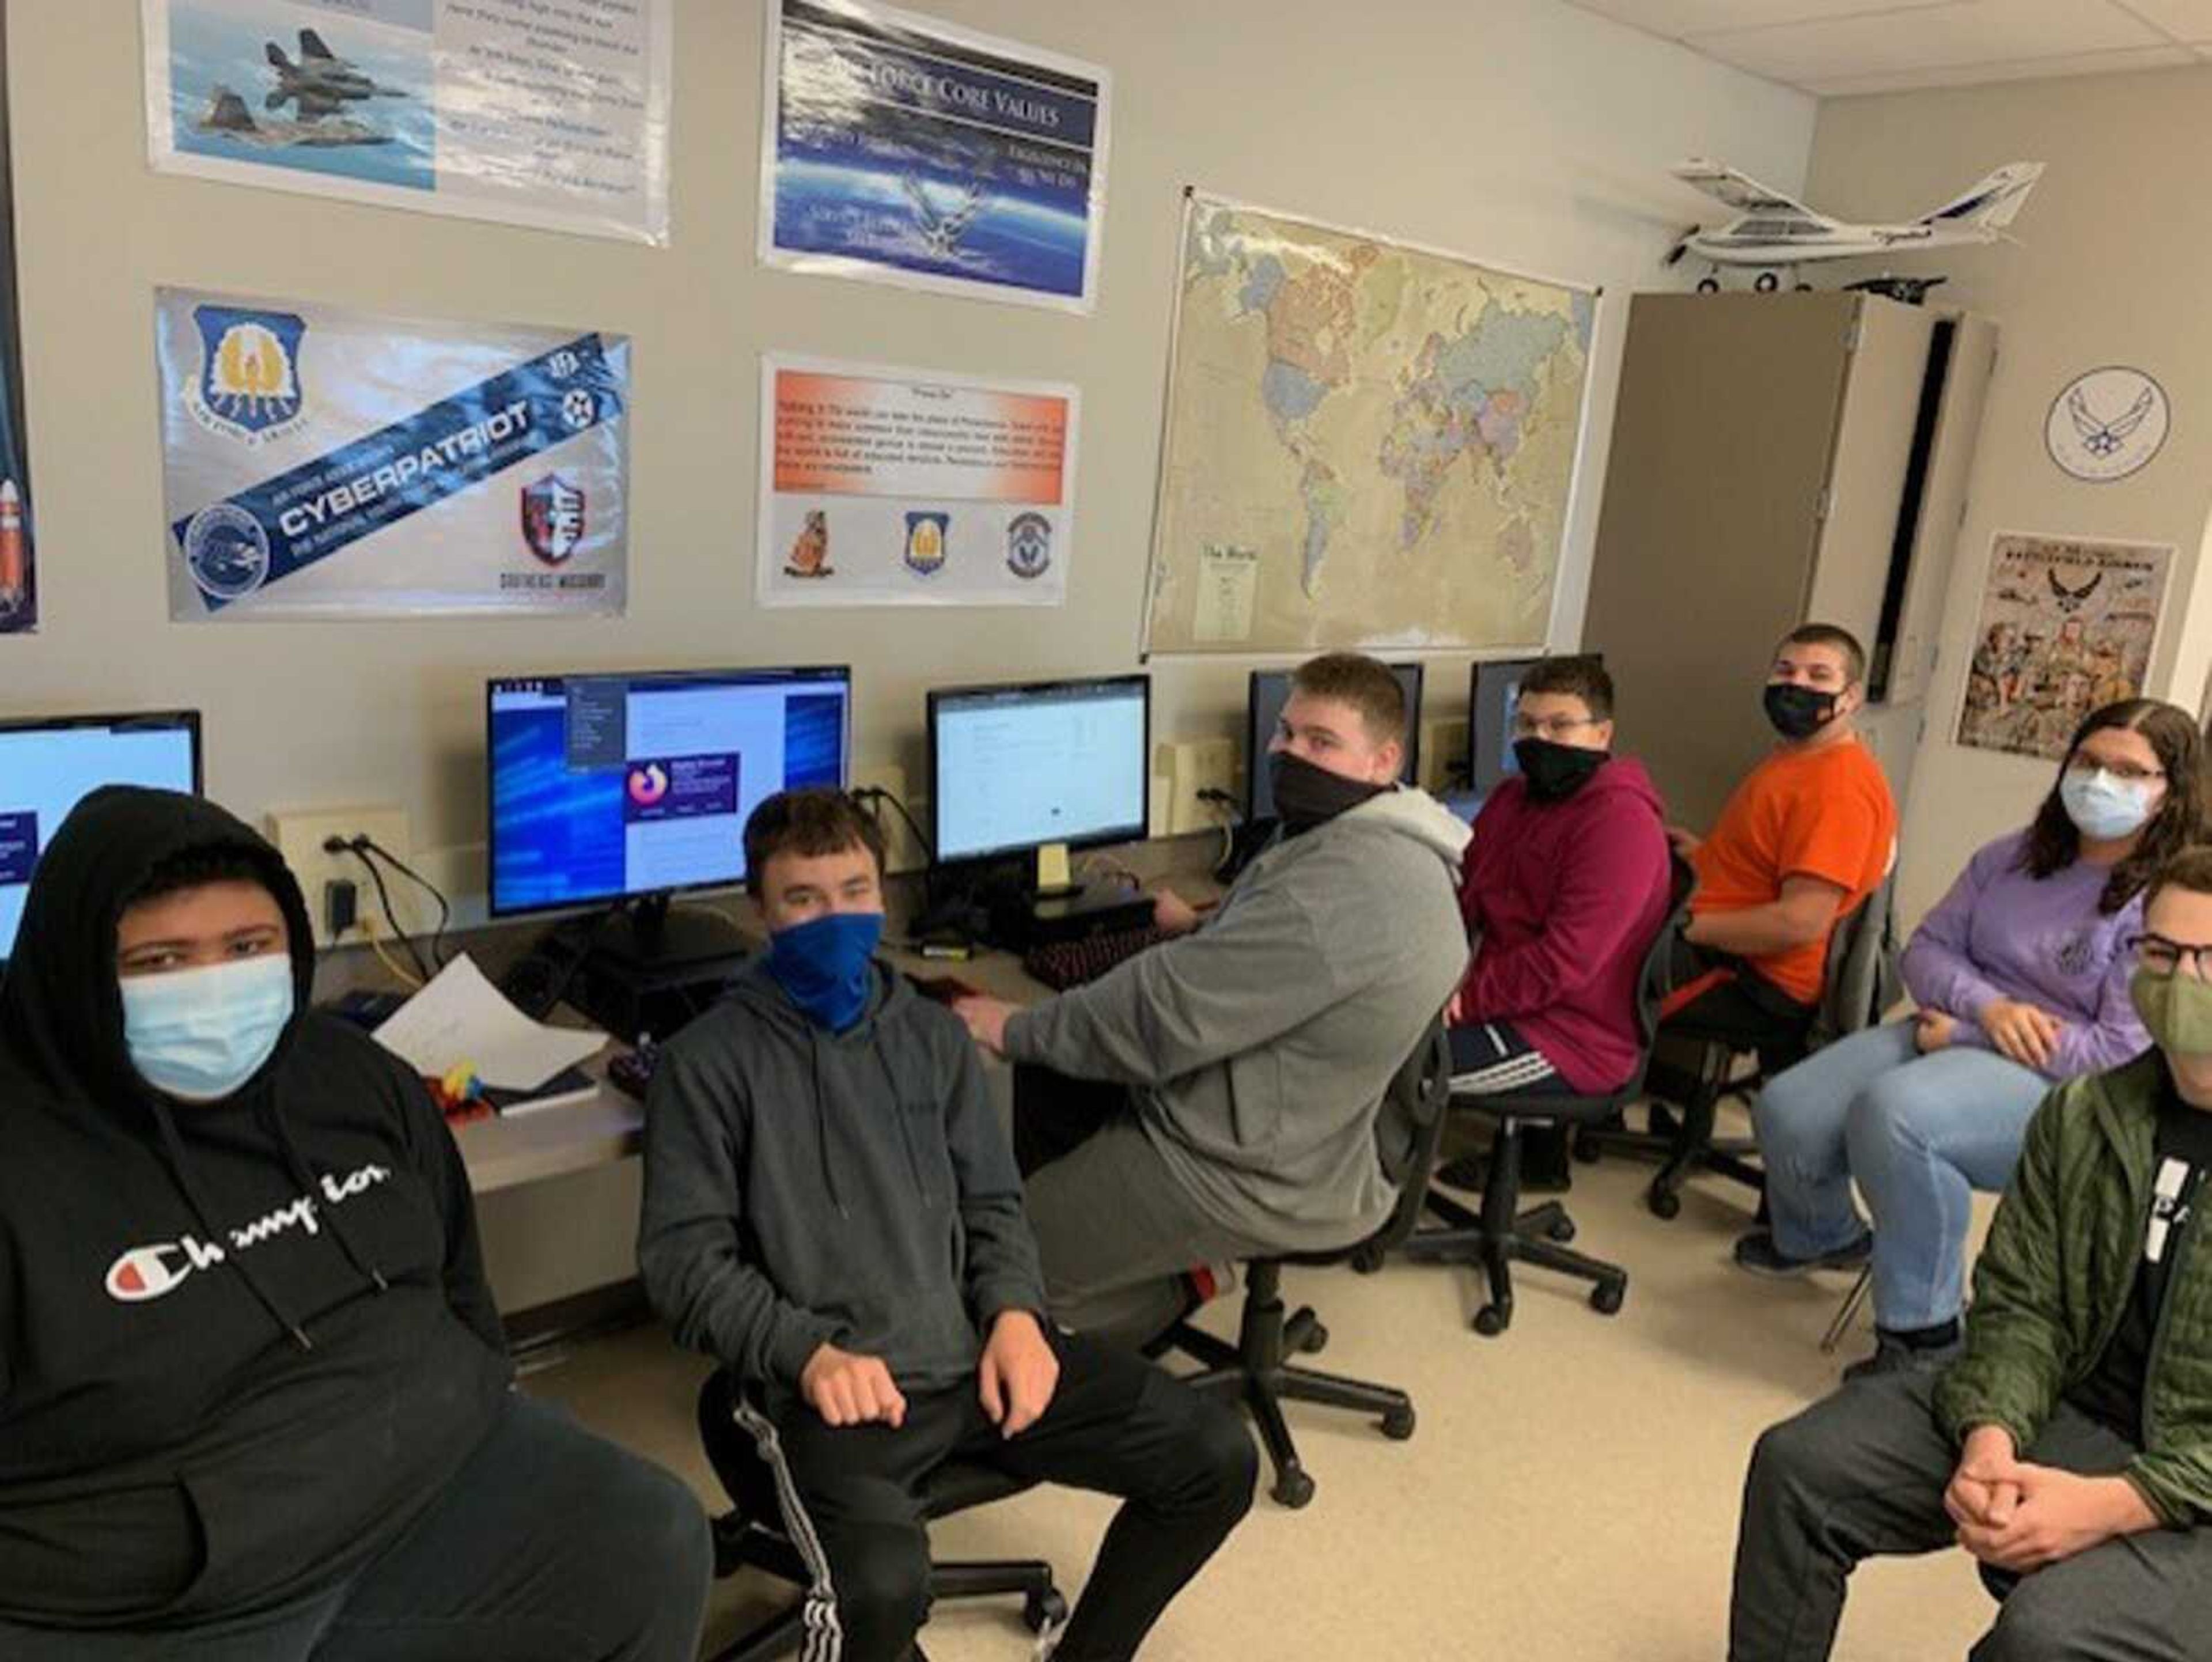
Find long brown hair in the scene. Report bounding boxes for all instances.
[2020,698,2207,913]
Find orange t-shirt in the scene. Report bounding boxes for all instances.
[1690,737,1897,1006]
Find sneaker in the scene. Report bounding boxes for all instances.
[1842,1331,1962,1383]
[1732,1228,1872,1279]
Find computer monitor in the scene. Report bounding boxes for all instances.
[0,710,202,961]
[1469,654,1602,797]
[929,675,1149,866]
[486,665,851,919]
[1246,662,1424,820]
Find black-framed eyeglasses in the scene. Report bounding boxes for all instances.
[2129,934,2212,978]
[1510,715,1603,741]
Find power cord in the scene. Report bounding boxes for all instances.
[328,837,434,982]
[348,836,453,971]
[849,784,935,866]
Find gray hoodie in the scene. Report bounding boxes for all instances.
[1005,788,1472,1245]
[638,959,1046,1404]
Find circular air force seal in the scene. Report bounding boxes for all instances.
[2047,368,2169,483]
[1007,512,1052,580]
[183,503,271,602]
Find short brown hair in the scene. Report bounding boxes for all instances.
[1289,652,1406,747]
[2144,845,2212,913]
[1778,623,1868,686]
[743,789,885,898]
[1518,654,1613,722]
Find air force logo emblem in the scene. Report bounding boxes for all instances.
[1007,512,1052,580]
[904,512,949,578]
[521,474,587,566]
[190,306,307,445]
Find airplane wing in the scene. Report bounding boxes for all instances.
[1672,159,1832,225]
[299,28,337,61]
[2105,388,2157,440]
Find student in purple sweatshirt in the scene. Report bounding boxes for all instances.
[1736,699,2207,1378]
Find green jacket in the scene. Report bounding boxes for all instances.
[1936,1050,2212,1527]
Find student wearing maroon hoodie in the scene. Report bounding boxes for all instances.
[1441,656,1671,1188]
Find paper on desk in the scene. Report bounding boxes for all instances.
[371,955,605,1090]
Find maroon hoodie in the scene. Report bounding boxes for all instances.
[1456,756,1670,1094]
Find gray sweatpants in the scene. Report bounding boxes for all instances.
[1730,1368,2212,1661]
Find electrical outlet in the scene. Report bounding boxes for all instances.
[267,806,413,948]
[1419,719,1469,793]
[851,763,927,874]
[1158,737,1238,835]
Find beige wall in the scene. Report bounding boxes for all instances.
[6,0,1811,915]
[1808,67,2212,927]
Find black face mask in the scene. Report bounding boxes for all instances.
[1763,682,1840,741]
[1512,738,1607,802]
[1268,750,1390,836]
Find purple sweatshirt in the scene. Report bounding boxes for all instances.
[1900,828,2149,1081]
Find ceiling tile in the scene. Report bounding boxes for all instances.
[1565,0,1942,35]
[1803,40,2196,91]
[2112,0,2212,40]
[1690,0,2164,82]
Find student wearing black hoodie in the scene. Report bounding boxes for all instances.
[639,789,1256,1662]
[0,787,710,1660]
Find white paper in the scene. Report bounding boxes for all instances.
[371,953,604,1089]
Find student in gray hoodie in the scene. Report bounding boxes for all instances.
[957,653,1471,1347]
[639,790,1255,1662]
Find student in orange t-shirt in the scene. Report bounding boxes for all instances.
[1664,623,1899,1071]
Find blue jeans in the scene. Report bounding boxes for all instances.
[1753,1022,2050,1330]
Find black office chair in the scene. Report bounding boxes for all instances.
[1402,852,1696,1335]
[1158,1015,1453,1509]
[696,1370,1067,1661]
[1582,864,1900,1221]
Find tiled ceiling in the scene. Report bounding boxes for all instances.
[1566,0,2212,94]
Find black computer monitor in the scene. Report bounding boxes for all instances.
[1,710,202,961]
[486,665,851,919]
[928,675,1150,866]
[1246,663,1423,820]
[1469,654,1602,797]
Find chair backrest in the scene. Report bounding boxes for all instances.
[1613,849,1701,1101]
[1810,864,1901,1049]
[1368,1014,1455,1252]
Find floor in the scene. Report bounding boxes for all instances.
[527,1122,2000,1661]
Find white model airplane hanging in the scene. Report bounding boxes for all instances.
[1665,158,2043,291]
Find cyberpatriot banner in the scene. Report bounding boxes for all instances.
[143,0,673,245]
[157,289,628,619]
[760,0,1110,313]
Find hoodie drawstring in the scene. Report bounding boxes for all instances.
[146,1098,317,1353]
[263,1100,392,1297]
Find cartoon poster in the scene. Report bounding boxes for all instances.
[142,0,673,245]
[760,0,1110,312]
[1956,532,2174,761]
[0,6,33,637]
[758,354,1078,608]
[158,287,629,619]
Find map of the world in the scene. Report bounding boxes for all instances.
[1145,195,1596,654]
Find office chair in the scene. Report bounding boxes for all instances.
[1402,851,1695,1335]
[1581,863,1900,1221]
[1158,1015,1453,1509]
[695,1369,1066,1661]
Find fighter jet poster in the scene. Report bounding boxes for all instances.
[761,0,1111,313]
[157,288,630,620]
[141,0,672,245]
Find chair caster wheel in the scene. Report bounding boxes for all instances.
[1591,1277,1627,1316]
[1350,1244,1385,1274]
[1473,1304,1510,1337]
[1297,1321,1330,1355]
[1547,1215,1577,1244]
[1381,1403,1416,1440]
[1024,1588,1069,1632]
[1272,1467,1316,1508]
[1648,1185,1683,1220]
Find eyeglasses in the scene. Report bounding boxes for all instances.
[2068,757,2165,786]
[2130,934,2212,979]
[1512,715,1602,741]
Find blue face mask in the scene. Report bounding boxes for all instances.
[765,911,884,1032]
[2060,768,2160,841]
[120,954,295,1101]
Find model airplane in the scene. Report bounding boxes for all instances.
[263,28,409,120]
[1666,158,2043,290]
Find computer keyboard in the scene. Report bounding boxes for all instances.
[1024,925,1175,990]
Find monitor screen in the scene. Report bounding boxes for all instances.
[1247,663,1424,819]
[0,711,202,961]
[930,675,1149,865]
[487,667,850,917]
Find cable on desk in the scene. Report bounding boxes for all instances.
[350,836,452,971]
[337,841,434,982]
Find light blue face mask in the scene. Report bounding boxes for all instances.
[2060,767,2160,842]
[120,954,295,1101]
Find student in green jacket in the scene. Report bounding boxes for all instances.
[1728,845,2212,1662]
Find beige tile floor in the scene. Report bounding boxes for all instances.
[528,1132,1999,1661]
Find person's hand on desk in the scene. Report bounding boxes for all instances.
[953,995,1016,1057]
[800,1342,908,1428]
[978,1309,1060,1437]
[1150,886,1202,937]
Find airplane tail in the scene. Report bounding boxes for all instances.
[299,28,336,61]
[203,88,259,133]
[1916,162,2044,229]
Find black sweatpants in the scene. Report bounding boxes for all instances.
[0,1394,713,1661]
[1730,1368,2212,1661]
[732,1330,1256,1662]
